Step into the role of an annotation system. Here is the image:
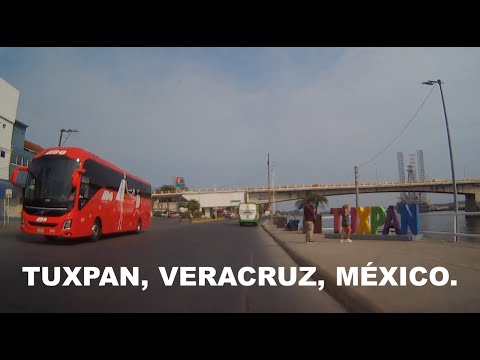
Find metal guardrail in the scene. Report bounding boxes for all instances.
[421,231,480,239]
[420,211,480,216]
[419,211,480,241]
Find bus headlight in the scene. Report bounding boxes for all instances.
[63,219,72,230]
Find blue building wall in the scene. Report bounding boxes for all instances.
[11,120,26,154]
[9,120,33,186]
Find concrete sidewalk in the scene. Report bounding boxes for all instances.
[261,221,480,313]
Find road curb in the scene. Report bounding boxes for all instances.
[261,224,384,313]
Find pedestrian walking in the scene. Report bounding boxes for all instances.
[304,199,316,243]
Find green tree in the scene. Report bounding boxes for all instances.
[258,203,268,215]
[295,193,329,214]
[187,199,200,212]
[156,185,176,193]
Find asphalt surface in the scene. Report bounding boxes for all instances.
[0,218,345,312]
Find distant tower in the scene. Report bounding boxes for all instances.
[406,154,418,202]
[397,152,406,183]
[397,150,427,204]
[408,153,417,181]
[417,150,425,181]
[397,152,406,202]
[417,150,427,202]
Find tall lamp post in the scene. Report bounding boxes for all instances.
[270,161,278,215]
[354,165,359,208]
[422,79,459,242]
[271,166,276,215]
[267,153,271,210]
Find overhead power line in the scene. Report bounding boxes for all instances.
[359,84,437,168]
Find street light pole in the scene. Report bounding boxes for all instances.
[272,166,276,215]
[58,129,66,146]
[267,153,271,209]
[354,165,359,208]
[58,129,79,147]
[422,79,459,242]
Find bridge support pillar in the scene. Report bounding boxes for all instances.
[465,192,480,213]
[203,207,211,218]
[245,192,249,202]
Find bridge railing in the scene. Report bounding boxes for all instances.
[152,178,480,195]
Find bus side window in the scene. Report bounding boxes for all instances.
[80,183,89,198]
[79,176,90,208]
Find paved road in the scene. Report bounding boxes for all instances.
[0,218,345,312]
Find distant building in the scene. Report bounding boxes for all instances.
[416,150,426,203]
[9,120,44,185]
[397,150,427,204]
[0,76,20,208]
[5,119,45,218]
[0,75,44,220]
[0,76,20,181]
[397,152,406,201]
[24,139,44,155]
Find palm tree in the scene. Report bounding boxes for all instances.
[187,199,200,212]
[295,193,329,215]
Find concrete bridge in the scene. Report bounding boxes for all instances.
[152,178,480,214]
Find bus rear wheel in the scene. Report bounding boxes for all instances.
[136,219,142,234]
[91,219,102,242]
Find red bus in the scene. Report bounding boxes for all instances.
[11,147,152,241]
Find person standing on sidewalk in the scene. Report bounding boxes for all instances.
[340,204,352,243]
[304,199,316,243]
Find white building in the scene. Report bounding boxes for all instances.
[0,76,20,180]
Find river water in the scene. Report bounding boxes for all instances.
[289,212,480,243]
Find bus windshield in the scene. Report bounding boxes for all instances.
[239,203,257,212]
[24,156,79,212]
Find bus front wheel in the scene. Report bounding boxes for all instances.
[91,219,102,242]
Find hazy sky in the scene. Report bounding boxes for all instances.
[1,47,478,208]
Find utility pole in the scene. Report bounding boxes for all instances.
[272,166,276,215]
[267,153,271,209]
[354,165,359,208]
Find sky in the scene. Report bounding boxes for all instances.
[1,47,479,209]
